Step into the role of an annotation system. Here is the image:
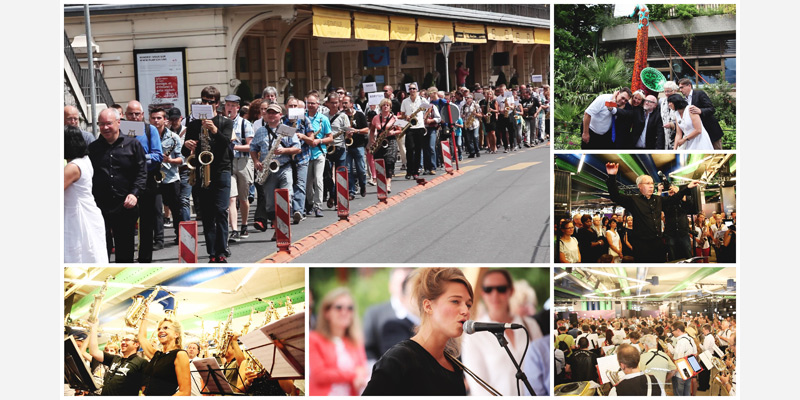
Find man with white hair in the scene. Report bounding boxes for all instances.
[64,105,95,146]
[632,94,666,149]
[606,162,699,262]
[659,81,680,149]
[638,334,676,388]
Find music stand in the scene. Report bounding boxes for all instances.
[239,311,305,380]
[64,336,98,393]
[192,357,238,395]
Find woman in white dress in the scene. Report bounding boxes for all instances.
[64,126,108,263]
[667,94,713,150]
[558,220,581,263]
[605,219,622,263]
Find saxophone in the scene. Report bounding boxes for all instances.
[86,275,113,324]
[241,307,255,336]
[464,104,476,130]
[369,126,391,154]
[124,286,162,328]
[196,117,215,188]
[255,128,293,185]
[398,104,426,141]
[326,129,349,154]
[503,96,513,118]
[217,307,236,356]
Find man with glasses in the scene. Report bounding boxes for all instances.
[659,81,680,150]
[582,88,632,150]
[303,93,333,217]
[284,97,314,223]
[181,86,234,262]
[399,84,428,179]
[606,162,699,263]
[632,94,665,149]
[677,78,724,149]
[87,321,147,396]
[123,101,164,262]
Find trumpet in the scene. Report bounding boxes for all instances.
[124,286,162,328]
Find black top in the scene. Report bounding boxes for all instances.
[663,195,693,237]
[143,349,186,396]
[362,339,466,396]
[88,135,147,210]
[520,96,540,118]
[567,349,598,383]
[576,227,606,263]
[606,174,691,241]
[181,115,234,180]
[349,110,369,148]
[100,352,148,396]
[616,374,662,396]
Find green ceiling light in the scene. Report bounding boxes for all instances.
[613,267,631,296]
[656,267,724,300]
[618,154,647,177]
[179,287,306,328]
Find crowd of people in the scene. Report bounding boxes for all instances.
[64,78,550,263]
[554,313,736,396]
[581,79,724,150]
[65,307,300,396]
[556,163,736,263]
[309,267,550,396]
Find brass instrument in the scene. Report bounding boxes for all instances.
[241,307,255,336]
[186,154,197,186]
[217,307,236,356]
[606,368,623,385]
[326,129,349,154]
[464,104,476,130]
[244,348,267,377]
[255,128,293,185]
[369,126,391,154]
[398,104,427,141]
[503,96,513,118]
[285,296,295,316]
[124,286,162,328]
[198,118,215,188]
[87,275,114,324]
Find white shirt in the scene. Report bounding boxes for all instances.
[461,313,543,396]
[585,94,619,134]
[576,332,600,350]
[672,333,697,360]
[400,96,428,129]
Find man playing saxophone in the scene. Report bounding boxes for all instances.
[249,103,301,240]
[181,86,234,263]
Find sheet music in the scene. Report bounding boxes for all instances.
[193,357,234,395]
[239,311,305,379]
[596,354,624,385]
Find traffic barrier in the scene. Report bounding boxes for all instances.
[441,139,454,174]
[274,188,291,253]
[178,221,198,263]
[336,166,349,220]
[375,159,388,203]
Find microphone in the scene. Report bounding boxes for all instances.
[462,320,524,335]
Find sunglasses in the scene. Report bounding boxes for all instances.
[201,98,217,105]
[332,304,354,311]
[482,285,509,294]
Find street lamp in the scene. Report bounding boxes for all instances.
[438,35,453,92]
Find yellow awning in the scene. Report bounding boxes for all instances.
[390,16,416,41]
[312,7,351,39]
[534,28,551,45]
[512,28,535,44]
[416,19,453,43]
[454,23,486,44]
[487,26,513,41]
[354,12,389,41]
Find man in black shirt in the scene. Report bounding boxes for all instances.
[567,337,598,382]
[608,343,663,396]
[343,95,369,199]
[88,108,147,263]
[605,162,699,262]
[181,86,234,262]
[662,184,694,261]
[87,321,147,396]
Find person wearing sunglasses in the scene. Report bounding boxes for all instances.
[309,287,368,396]
[181,86,234,262]
[461,269,543,395]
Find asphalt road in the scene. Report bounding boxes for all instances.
[136,142,550,263]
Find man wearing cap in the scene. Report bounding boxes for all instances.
[181,86,234,263]
[224,94,255,243]
[87,321,147,396]
[250,103,301,239]
[124,100,164,263]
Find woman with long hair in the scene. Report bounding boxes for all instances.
[606,219,622,263]
[64,125,107,263]
[693,214,711,263]
[461,269,543,395]
[482,90,498,154]
[369,98,401,193]
[558,220,580,263]
[363,268,474,395]
[138,315,191,395]
[309,288,368,396]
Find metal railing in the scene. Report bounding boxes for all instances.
[64,31,114,107]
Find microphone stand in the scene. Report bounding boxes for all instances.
[491,329,536,396]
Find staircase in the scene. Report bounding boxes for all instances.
[64,31,114,129]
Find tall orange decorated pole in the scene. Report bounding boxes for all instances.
[630,4,653,96]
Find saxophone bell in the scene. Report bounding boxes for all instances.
[268,159,280,173]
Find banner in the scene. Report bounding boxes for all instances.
[133,48,188,119]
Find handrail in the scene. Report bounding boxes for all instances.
[64,31,114,108]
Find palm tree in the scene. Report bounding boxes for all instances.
[577,54,630,94]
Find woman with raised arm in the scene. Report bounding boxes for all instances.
[138,311,191,395]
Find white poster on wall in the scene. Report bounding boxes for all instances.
[134,48,188,120]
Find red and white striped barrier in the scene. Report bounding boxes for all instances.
[336,166,349,220]
[274,188,291,253]
[375,159,388,203]
[441,139,454,174]
[178,221,198,263]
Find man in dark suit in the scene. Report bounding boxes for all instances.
[631,94,665,149]
[678,78,724,149]
[611,90,644,149]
